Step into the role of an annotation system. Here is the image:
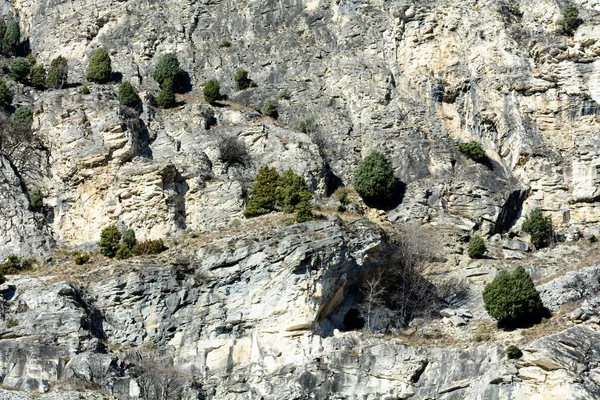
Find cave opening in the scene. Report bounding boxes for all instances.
[343,308,365,331]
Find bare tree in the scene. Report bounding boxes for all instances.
[361,269,386,331]
[132,350,187,400]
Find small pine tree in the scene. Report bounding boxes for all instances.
[123,229,137,249]
[0,79,13,110]
[152,53,182,87]
[11,58,30,83]
[118,82,142,108]
[276,170,310,213]
[468,234,486,259]
[46,56,68,89]
[483,266,544,327]
[522,208,553,249]
[353,150,396,207]
[295,198,313,223]
[30,64,46,90]
[99,224,122,258]
[86,48,112,84]
[11,106,32,127]
[115,244,132,260]
[203,79,220,105]
[156,78,176,108]
[0,18,6,50]
[2,21,20,56]
[234,68,251,90]
[505,345,523,359]
[244,166,280,217]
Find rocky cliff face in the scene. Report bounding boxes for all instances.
[3,0,600,398]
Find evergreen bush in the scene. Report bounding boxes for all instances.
[46,56,68,89]
[0,79,13,110]
[522,208,552,249]
[152,53,182,87]
[483,266,544,327]
[74,252,90,265]
[115,244,132,260]
[99,224,121,258]
[123,229,137,249]
[132,239,166,255]
[156,78,176,108]
[203,79,220,105]
[244,166,279,217]
[29,188,43,211]
[505,345,523,359]
[457,141,486,161]
[557,3,581,36]
[30,64,46,90]
[86,48,112,83]
[261,99,277,118]
[353,150,396,207]
[80,85,90,95]
[234,68,251,90]
[0,18,6,50]
[11,58,30,83]
[2,21,20,56]
[118,82,142,108]
[468,234,486,259]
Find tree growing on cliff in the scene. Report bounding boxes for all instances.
[0,79,13,110]
[557,3,581,36]
[522,208,553,249]
[46,56,68,89]
[30,64,46,90]
[203,79,220,105]
[11,58,30,83]
[483,266,544,327]
[354,150,396,208]
[152,53,182,87]
[156,78,176,109]
[86,48,112,84]
[99,225,122,258]
[118,82,142,108]
[2,21,20,56]
[468,234,486,259]
[457,140,486,162]
[234,68,251,90]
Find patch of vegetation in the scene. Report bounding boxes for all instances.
[483,266,544,327]
[457,141,486,161]
[0,19,6,51]
[115,244,132,260]
[29,187,44,212]
[244,167,313,221]
[468,234,486,259]
[80,85,90,95]
[11,58,30,83]
[46,56,69,89]
[234,68,251,90]
[335,187,349,213]
[261,99,278,118]
[156,78,176,108]
[132,239,166,256]
[219,39,231,48]
[118,82,142,108]
[73,252,90,265]
[217,135,249,167]
[557,3,581,36]
[0,79,13,110]
[86,48,112,84]
[203,79,220,105]
[30,64,46,90]
[152,53,182,87]
[298,118,316,134]
[2,21,20,56]
[123,229,137,250]
[505,345,523,359]
[589,234,598,243]
[99,224,122,258]
[0,255,36,276]
[522,208,553,249]
[353,150,396,208]
[6,318,18,328]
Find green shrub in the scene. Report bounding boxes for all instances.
[152,53,182,87]
[99,224,121,258]
[299,118,316,134]
[295,200,313,223]
[217,135,249,167]
[468,234,486,259]
[123,229,136,249]
[261,99,277,118]
[80,85,90,95]
[73,252,90,265]
[589,234,598,243]
[2,21,20,56]
[335,188,349,213]
[203,79,220,105]
[115,244,132,260]
[0,255,35,275]
[0,79,13,110]
[244,166,280,217]
[118,82,141,108]
[86,48,112,83]
[276,170,311,213]
[505,345,523,359]
[26,54,36,66]
[6,318,18,328]
[30,64,46,90]
[483,266,544,327]
[0,19,6,50]
[522,208,552,249]
[11,58,30,83]
[557,3,581,36]
[46,56,68,89]
[132,239,166,256]
[353,150,396,207]
[156,78,176,108]
[234,68,251,90]
[12,106,32,126]
[219,39,231,48]
[29,188,43,211]
[458,141,486,161]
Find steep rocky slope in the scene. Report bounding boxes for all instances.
[2,0,600,398]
